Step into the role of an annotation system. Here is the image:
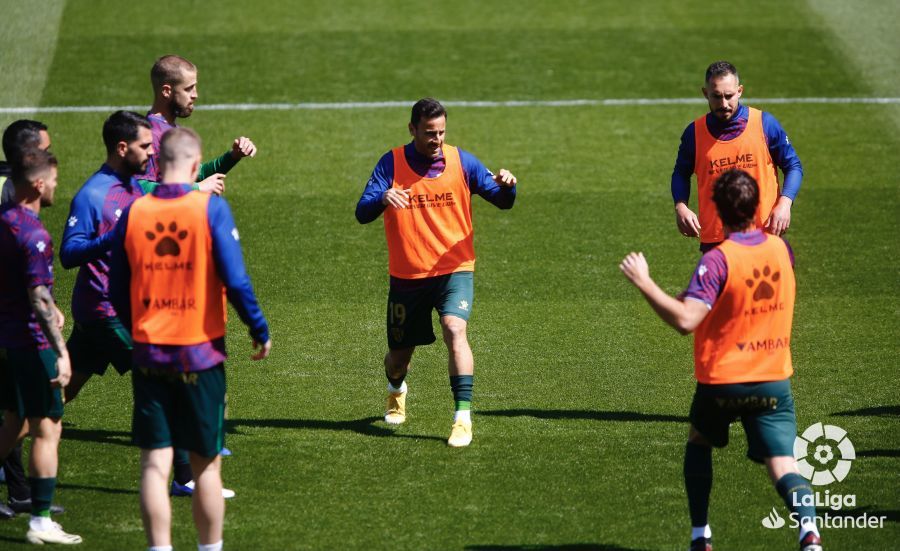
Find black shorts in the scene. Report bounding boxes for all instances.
[131,364,225,458]
[689,379,797,463]
[386,271,474,349]
[68,317,133,376]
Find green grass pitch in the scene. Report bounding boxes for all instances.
[1,1,898,549]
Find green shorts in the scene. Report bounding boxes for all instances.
[68,317,133,376]
[689,379,797,463]
[0,346,64,419]
[387,271,474,349]
[131,364,225,458]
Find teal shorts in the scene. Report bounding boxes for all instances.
[387,271,474,349]
[0,346,64,419]
[131,364,225,458]
[689,379,797,463]
[68,317,133,376]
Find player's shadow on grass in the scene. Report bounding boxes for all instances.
[225,417,446,442]
[478,409,687,423]
[832,405,900,417]
[60,426,132,447]
[57,482,138,495]
[466,544,648,551]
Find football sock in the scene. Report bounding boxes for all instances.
[149,547,174,551]
[174,448,192,485]
[198,541,223,551]
[684,442,713,528]
[29,514,53,532]
[450,374,473,414]
[387,380,407,394]
[691,525,712,540]
[385,367,406,391]
[454,409,471,424]
[774,473,819,540]
[28,476,55,517]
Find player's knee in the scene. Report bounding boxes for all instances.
[30,417,62,441]
[687,426,711,447]
[440,317,467,343]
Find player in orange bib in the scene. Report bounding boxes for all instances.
[356,98,518,447]
[671,61,803,252]
[621,169,821,551]
[109,128,271,551]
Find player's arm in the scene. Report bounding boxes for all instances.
[28,285,71,387]
[763,113,803,236]
[59,188,112,269]
[208,196,271,359]
[459,149,516,209]
[672,124,701,237]
[196,137,256,181]
[108,206,133,330]
[355,152,396,223]
[619,252,710,335]
[22,232,70,386]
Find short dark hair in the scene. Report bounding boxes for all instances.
[12,148,57,187]
[151,55,197,91]
[705,61,739,85]
[102,111,152,155]
[2,119,48,164]
[410,98,447,126]
[713,168,758,231]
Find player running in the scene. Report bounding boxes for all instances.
[621,168,822,551]
[356,97,517,447]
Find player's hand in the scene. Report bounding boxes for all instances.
[50,353,72,388]
[382,187,411,209]
[492,168,517,188]
[198,173,226,195]
[765,196,792,236]
[675,202,701,238]
[231,137,257,160]
[54,303,65,330]
[619,252,651,288]
[251,338,272,360]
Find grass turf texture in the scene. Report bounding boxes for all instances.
[1,0,898,549]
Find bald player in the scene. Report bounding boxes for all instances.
[109,127,270,551]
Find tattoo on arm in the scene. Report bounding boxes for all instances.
[28,285,67,357]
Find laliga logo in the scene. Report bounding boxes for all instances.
[794,422,855,486]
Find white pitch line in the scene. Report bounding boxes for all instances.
[1,97,898,114]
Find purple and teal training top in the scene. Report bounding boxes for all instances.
[60,164,144,323]
[0,203,55,350]
[136,113,238,183]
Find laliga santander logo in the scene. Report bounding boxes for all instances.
[794,422,855,486]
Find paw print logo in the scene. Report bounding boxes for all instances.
[745,265,780,301]
[814,444,834,465]
[145,221,188,257]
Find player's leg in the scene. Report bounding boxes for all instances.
[140,447,174,548]
[0,350,30,518]
[685,426,714,551]
[10,348,77,544]
[742,380,821,550]
[179,365,226,549]
[685,383,733,551]
[63,323,98,403]
[25,417,79,543]
[384,347,414,425]
[436,272,474,447]
[189,453,224,548]
[384,278,435,425]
